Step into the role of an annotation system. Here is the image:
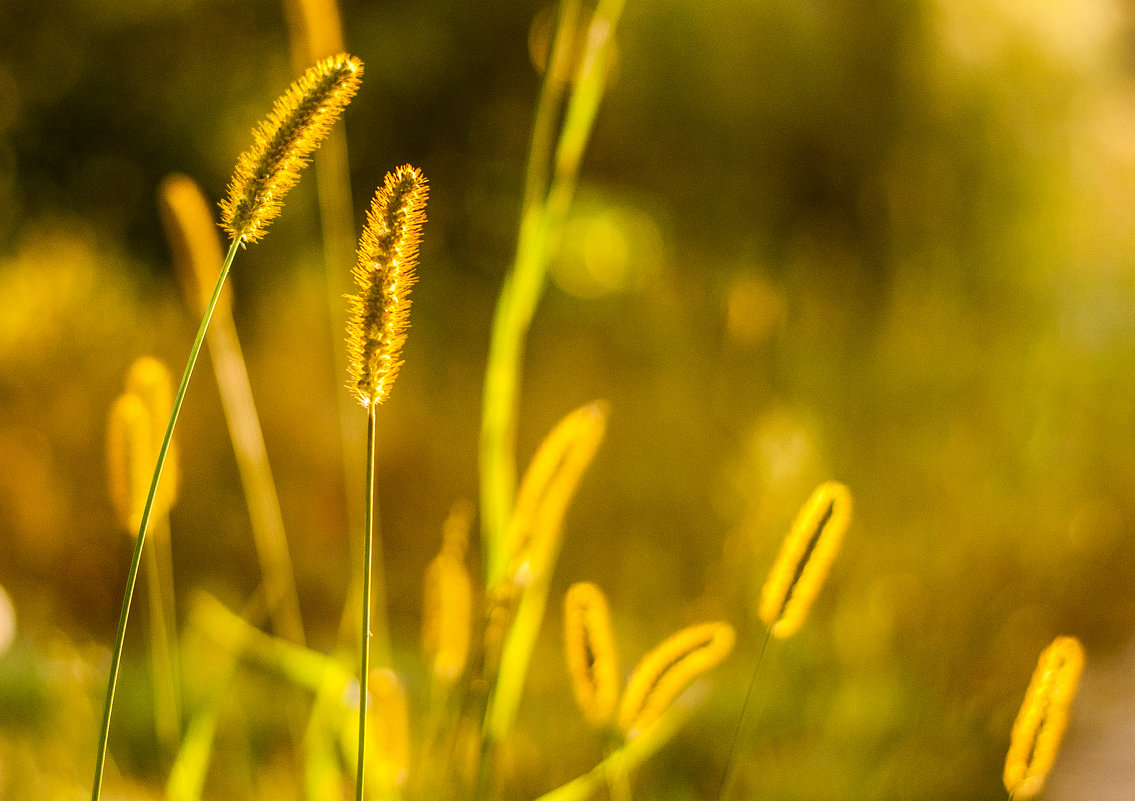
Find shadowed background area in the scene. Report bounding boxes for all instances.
[1,0,1135,799]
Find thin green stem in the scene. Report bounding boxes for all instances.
[91,235,241,801]
[479,0,583,585]
[716,628,772,801]
[356,404,377,801]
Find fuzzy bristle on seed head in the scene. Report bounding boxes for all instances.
[759,480,852,639]
[1004,636,1085,799]
[219,53,362,244]
[346,165,429,408]
[618,621,734,739]
[564,581,621,728]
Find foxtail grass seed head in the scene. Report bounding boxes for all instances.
[505,401,609,585]
[1004,636,1085,799]
[618,621,735,739]
[126,357,179,515]
[422,507,473,684]
[759,480,852,639]
[219,53,363,244]
[159,173,232,317]
[564,582,620,728]
[107,393,152,534]
[346,165,429,408]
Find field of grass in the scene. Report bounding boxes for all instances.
[0,1,1133,799]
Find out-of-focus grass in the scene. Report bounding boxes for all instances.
[1,0,1134,799]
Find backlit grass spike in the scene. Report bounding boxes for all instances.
[346,164,429,408]
[1003,635,1085,799]
[220,52,363,244]
[618,621,734,739]
[759,480,852,639]
[564,581,621,728]
[505,401,609,586]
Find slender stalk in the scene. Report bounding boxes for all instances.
[479,0,581,584]
[479,0,625,586]
[91,235,241,801]
[356,404,377,801]
[716,629,771,801]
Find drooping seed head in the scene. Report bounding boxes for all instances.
[220,53,363,244]
[618,621,735,739]
[564,581,621,728]
[158,173,231,317]
[1004,636,1085,799]
[505,401,609,586]
[346,165,429,408]
[759,480,852,639]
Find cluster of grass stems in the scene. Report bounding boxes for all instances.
[90,3,1087,800]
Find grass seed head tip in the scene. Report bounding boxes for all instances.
[220,53,363,244]
[618,621,735,739]
[346,165,429,408]
[564,581,621,727]
[1003,635,1085,799]
[759,480,852,639]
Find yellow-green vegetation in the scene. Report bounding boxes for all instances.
[2,1,1134,801]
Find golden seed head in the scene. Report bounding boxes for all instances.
[125,357,179,515]
[220,53,363,244]
[564,581,621,728]
[422,505,474,684]
[759,480,852,639]
[618,621,735,739]
[107,393,152,533]
[346,165,429,408]
[1004,636,1085,799]
[505,401,609,585]
[158,173,231,317]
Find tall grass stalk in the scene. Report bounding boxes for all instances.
[716,630,770,801]
[480,0,625,585]
[91,235,241,801]
[345,165,429,801]
[93,53,362,799]
[357,404,377,801]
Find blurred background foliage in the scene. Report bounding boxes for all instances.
[1,0,1135,798]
